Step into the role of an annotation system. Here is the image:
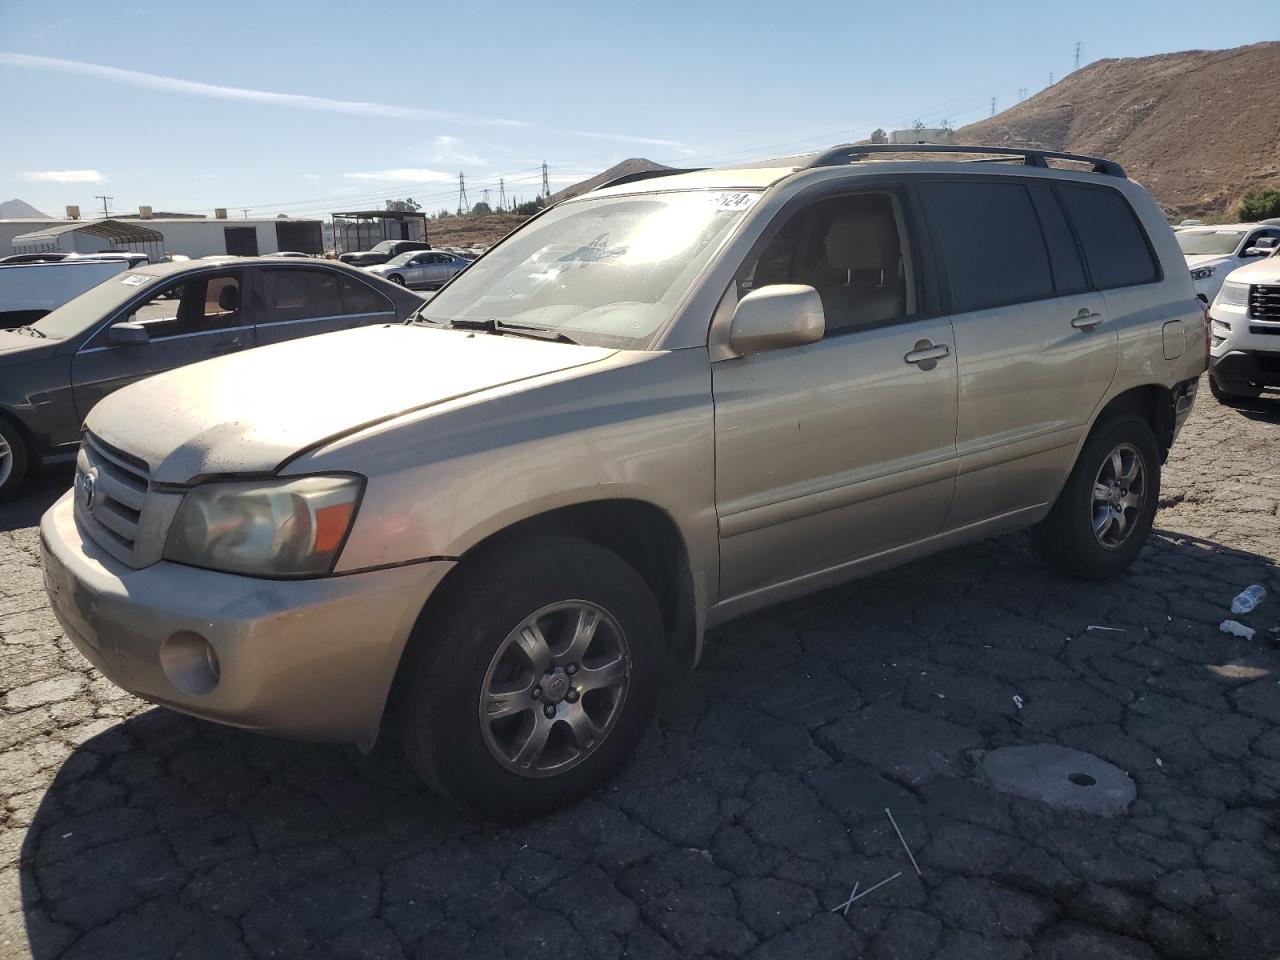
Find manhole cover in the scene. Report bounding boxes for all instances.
[981,745,1135,817]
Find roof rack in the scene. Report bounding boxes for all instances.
[591,167,708,192]
[803,143,1126,178]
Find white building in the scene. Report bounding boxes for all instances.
[1,213,323,259]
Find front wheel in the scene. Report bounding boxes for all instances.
[389,274,406,285]
[0,418,30,500]
[398,536,664,821]
[1032,416,1160,580]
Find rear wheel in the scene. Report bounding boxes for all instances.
[0,419,30,501]
[1032,416,1160,580]
[398,536,664,821]
[1208,373,1261,406]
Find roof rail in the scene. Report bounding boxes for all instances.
[591,167,708,192]
[803,143,1126,178]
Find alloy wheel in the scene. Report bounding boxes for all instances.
[0,432,11,488]
[1091,442,1146,549]
[479,601,630,778]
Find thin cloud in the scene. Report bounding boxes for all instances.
[0,52,527,127]
[343,168,454,183]
[21,169,103,183]
[569,130,686,148]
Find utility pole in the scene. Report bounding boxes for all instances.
[541,162,551,199]
[1074,41,1082,72]
[94,194,113,218]
[498,178,507,212]
[457,172,469,216]
[990,97,996,117]
[242,209,250,219]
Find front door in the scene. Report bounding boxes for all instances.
[71,271,252,424]
[712,188,959,600]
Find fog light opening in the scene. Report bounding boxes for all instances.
[160,631,221,696]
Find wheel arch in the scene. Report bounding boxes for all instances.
[1090,384,1176,462]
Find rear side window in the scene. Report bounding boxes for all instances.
[1056,185,1159,289]
[338,275,392,314]
[258,269,341,324]
[919,180,1054,312]
[1028,184,1088,295]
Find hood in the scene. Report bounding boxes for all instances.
[1222,257,1280,285]
[86,324,615,484]
[0,329,58,366]
[1184,254,1233,270]
[364,263,392,275]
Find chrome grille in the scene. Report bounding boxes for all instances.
[1250,284,1280,322]
[76,431,152,566]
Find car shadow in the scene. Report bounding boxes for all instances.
[1230,395,1280,424]
[13,524,1280,958]
[0,466,73,533]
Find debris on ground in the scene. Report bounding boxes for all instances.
[1087,625,1126,633]
[1220,619,1257,641]
[1230,584,1266,615]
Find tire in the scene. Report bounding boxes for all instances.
[1032,415,1160,580]
[389,274,406,286]
[1208,373,1260,407]
[0,418,30,501]
[398,536,664,821]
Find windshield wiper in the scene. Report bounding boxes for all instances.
[442,317,582,345]
[15,326,48,339]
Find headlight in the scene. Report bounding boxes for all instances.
[1190,265,1216,281]
[163,476,362,577]
[1216,281,1249,308]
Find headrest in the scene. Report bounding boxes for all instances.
[217,284,240,311]
[823,215,895,272]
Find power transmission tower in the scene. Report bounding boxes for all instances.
[498,178,507,211]
[540,162,551,198]
[1074,41,1082,71]
[94,194,113,218]
[990,97,996,117]
[1018,87,1028,102]
[1049,72,1055,86]
[481,188,491,209]
[457,172,469,215]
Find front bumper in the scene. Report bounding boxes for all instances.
[40,491,452,744]
[1210,349,1280,389]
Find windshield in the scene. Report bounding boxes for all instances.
[370,241,398,254]
[421,190,758,348]
[1177,230,1245,256]
[32,272,161,339]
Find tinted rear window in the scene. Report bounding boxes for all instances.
[920,180,1054,312]
[1056,184,1159,289]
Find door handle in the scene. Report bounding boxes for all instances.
[1071,309,1104,330]
[904,341,951,366]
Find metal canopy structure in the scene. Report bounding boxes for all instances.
[331,210,428,252]
[12,218,166,260]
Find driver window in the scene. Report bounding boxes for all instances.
[97,273,242,345]
[740,192,912,334]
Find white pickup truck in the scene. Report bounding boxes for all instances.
[0,259,129,328]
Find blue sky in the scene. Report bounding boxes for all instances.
[0,0,1270,220]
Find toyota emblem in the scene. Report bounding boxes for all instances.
[79,469,98,511]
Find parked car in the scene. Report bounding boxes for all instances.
[0,258,422,497]
[41,144,1205,820]
[1177,223,1280,303]
[0,258,131,328]
[1206,253,1280,404]
[339,240,432,267]
[365,249,469,289]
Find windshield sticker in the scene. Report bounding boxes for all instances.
[120,274,149,286]
[711,192,759,212]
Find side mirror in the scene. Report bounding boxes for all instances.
[108,320,149,346]
[729,284,825,356]
[1243,247,1268,258]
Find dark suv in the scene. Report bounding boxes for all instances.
[339,240,433,267]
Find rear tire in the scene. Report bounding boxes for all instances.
[1208,373,1261,406]
[1032,416,1160,580]
[398,536,664,822]
[0,418,30,501]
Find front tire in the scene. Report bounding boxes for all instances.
[0,418,30,500]
[398,536,664,821]
[1032,416,1160,580]
[389,274,406,285]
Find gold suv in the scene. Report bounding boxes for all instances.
[41,145,1207,820]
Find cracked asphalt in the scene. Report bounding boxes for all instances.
[3,380,1279,960]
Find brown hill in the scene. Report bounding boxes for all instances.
[550,158,672,204]
[955,41,1280,219]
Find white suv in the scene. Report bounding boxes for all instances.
[1178,223,1280,304]
[1208,252,1280,404]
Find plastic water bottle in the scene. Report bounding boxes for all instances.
[1231,585,1266,615]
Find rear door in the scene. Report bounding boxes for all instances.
[253,266,397,346]
[919,177,1119,529]
[71,270,252,422]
